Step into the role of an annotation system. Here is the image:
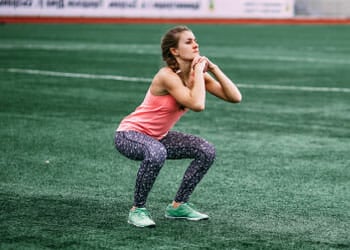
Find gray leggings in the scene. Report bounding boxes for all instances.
[114,130,216,207]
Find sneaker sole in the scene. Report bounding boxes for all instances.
[164,215,209,221]
[128,220,156,228]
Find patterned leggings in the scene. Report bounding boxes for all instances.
[114,130,216,207]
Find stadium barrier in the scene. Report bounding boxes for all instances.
[1,0,350,24]
[1,0,294,18]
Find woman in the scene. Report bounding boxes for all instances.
[115,25,242,228]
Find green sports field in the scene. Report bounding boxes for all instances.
[0,23,349,249]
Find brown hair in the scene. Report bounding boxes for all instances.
[161,25,191,72]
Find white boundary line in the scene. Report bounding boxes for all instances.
[6,68,152,82]
[1,43,349,65]
[236,83,350,93]
[3,68,350,93]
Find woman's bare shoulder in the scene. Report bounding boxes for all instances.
[155,67,176,78]
[151,67,179,95]
[154,67,180,85]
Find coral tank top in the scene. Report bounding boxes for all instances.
[117,89,187,140]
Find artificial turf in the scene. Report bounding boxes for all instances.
[0,23,349,249]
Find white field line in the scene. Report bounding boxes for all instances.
[6,68,152,82]
[1,43,349,65]
[237,83,350,93]
[4,68,350,93]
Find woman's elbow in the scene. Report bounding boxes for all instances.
[229,93,242,103]
[191,103,206,112]
[235,94,243,103]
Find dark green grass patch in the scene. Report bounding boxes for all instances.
[1,24,350,249]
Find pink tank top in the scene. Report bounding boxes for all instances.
[117,89,187,140]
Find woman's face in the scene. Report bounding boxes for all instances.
[174,30,199,61]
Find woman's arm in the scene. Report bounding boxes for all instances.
[153,62,207,112]
[203,59,242,103]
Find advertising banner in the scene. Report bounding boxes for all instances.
[0,0,295,18]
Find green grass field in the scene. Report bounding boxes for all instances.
[1,23,349,249]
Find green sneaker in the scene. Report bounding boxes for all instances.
[165,203,209,221]
[128,208,156,228]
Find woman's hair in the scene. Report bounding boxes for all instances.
[161,25,191,72]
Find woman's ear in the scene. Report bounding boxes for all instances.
[170,48,178,57]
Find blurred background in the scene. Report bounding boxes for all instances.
[1,0,350,21]
[295,0,350,18]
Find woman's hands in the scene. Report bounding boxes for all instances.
[190,55,242,103]
[191,56,208,73]
[191,56,217,73]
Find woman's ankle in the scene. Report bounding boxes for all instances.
[172,201,183,208]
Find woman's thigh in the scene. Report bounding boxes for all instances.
[160,131,215,160]
[115,131,166,161]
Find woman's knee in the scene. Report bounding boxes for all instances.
[145,144,167,167]
[201,141,216,165]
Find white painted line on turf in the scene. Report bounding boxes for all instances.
[238,83,350,93]
[3,68,350,93]
[1,42,349,65]
[6,68,152,82]
[0,43,159,54]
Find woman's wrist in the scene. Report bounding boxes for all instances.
[194,61,207,73]
[208,64,219,72]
